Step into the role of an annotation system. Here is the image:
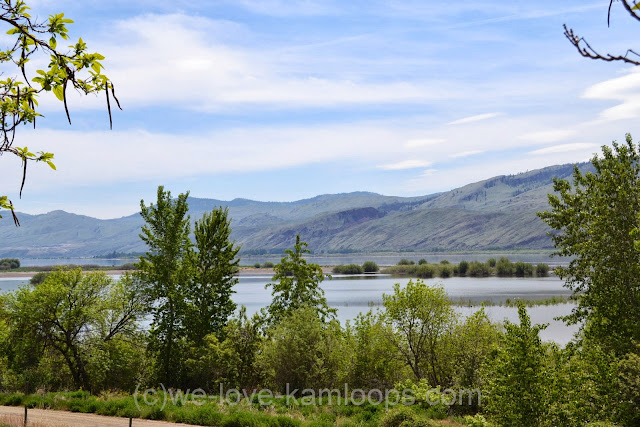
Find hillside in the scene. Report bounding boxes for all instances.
[0,163,589,257]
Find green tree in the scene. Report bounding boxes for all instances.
[3,269,145,391]
[382,279,458,385]
[538,135,640,355]
[138,186,192,386]
[486,302,549,427]
[186,207,240,345]
[265,234,334,324]
[0,0,119,223]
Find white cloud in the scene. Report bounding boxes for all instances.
[378,160,433,170]
[529,143,598,155]
[404,138,446,148]
[519,129,577,143]
[583,69,640,122]
[447,112,502,125]
[450,150,484,159]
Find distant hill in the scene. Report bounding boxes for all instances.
[0,163,591,257]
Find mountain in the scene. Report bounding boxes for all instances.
[0,163,590,257]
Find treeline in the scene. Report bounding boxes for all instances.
[332,261,379,274]
[382,257,549,278]
[0,258,19,270]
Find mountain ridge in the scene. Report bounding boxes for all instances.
[0,162,591,257]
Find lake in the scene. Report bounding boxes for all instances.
[0,274,579,345]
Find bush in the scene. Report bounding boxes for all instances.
[439,265,452,278]
[416,264,435,278]
[398,259,415,266]
[262,262,275,268]
[514,262,534,277]
[29,271,50,285]
[254,263,261,268]
[333,264,364,274]
[468,261,489,277]
[381,407,416,427]
[496,257,514,276]
[536,263,550,276]
[458,261,469,276]
[0,258,20,270]
[418,259,428,265]
[487,258,496,267]
[439,260,450,265]
[362,261,379,273]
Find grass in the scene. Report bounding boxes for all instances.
[452,295,577,308]
[0,392,466,427]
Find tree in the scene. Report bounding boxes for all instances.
[564,0,640,65]
[137,186,192,386]
[486,303,549,427]
[265,234,334,324]
[538,135,640,355]
[0,0,119,224]
[185,207,240,346]
[2,269,145,391]
[382,279,458,386]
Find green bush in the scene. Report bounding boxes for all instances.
[418,259,428,265]
[262,262,275,268]
[536,263,550,276]
[333,264,364,274]
[487,258,496,268]
[439,265,453,278]
[398,259,415,266]
[514,262,534,277]
[362,261,379,273]
[254,263,261,268]
[416,264,435,278]
[0,258,20,270]
[29,272,50,285]
[381,407,416,427]
[439,260,450,265]
[468,261,489,277]
[496,257,514,276]
[458,261,469,276]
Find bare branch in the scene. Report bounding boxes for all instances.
[563,24,640,66]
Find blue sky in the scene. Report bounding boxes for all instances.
[2,0,640,218]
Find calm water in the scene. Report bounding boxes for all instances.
[0,274,579,345]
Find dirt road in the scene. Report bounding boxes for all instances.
[0,406,193,427]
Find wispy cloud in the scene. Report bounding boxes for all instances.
[519,129,577,143]
[447,112,502,125]
[378,160,433,170]
[528,143,598,155]
[450,150,484,159]
[404,138,446,149]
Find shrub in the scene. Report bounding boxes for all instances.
[536,263,550,276]
[416,264,435,278]
[362,261,379,273]
[333,264,364,274]
[0,258,20,270]
[262,262,275,268]
[254,263,261,268]
[468,261,489,277]
[496,257,514,276]
[439,260,450,265]
[439,265,452,278]
[486,258,497,267]
[458,261,469,276]
[514,262,534,277]
[418,259,428,265]
[398,259,415,266]
[381,407,416,427]
[29,271,50,285]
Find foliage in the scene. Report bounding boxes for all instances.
[382,280,458,385]
[0,0,119,221]
[457,261,469,276]
[536,263,550,276]
[397,259,414,266]
[362,261,379,273]
[265,234,334,324]
[332,264,363,274]
[538,135,640,355]
[187,207,240,344]
[0,258,19,270]
[485,302,549,427]
[514,261,534,277]
[494,257,513,276]
[466,261,489,277]
[138,186,192,386]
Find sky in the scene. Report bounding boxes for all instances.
[2,0,640,218]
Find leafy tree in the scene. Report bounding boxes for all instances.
[138,186,192,386]
[186,207,240,345]
[538,135,640,355]
[265,234,334,324]
[486,302,549,427]
[382,279,458,385]
[362,261,379,273]
[0,0,119,223]
[3,269,145,391]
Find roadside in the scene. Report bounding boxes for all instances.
[0,406,193,427]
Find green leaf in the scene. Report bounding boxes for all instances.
[52,85,64,101]
[49,37,56,49]
[46,161,56,170]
